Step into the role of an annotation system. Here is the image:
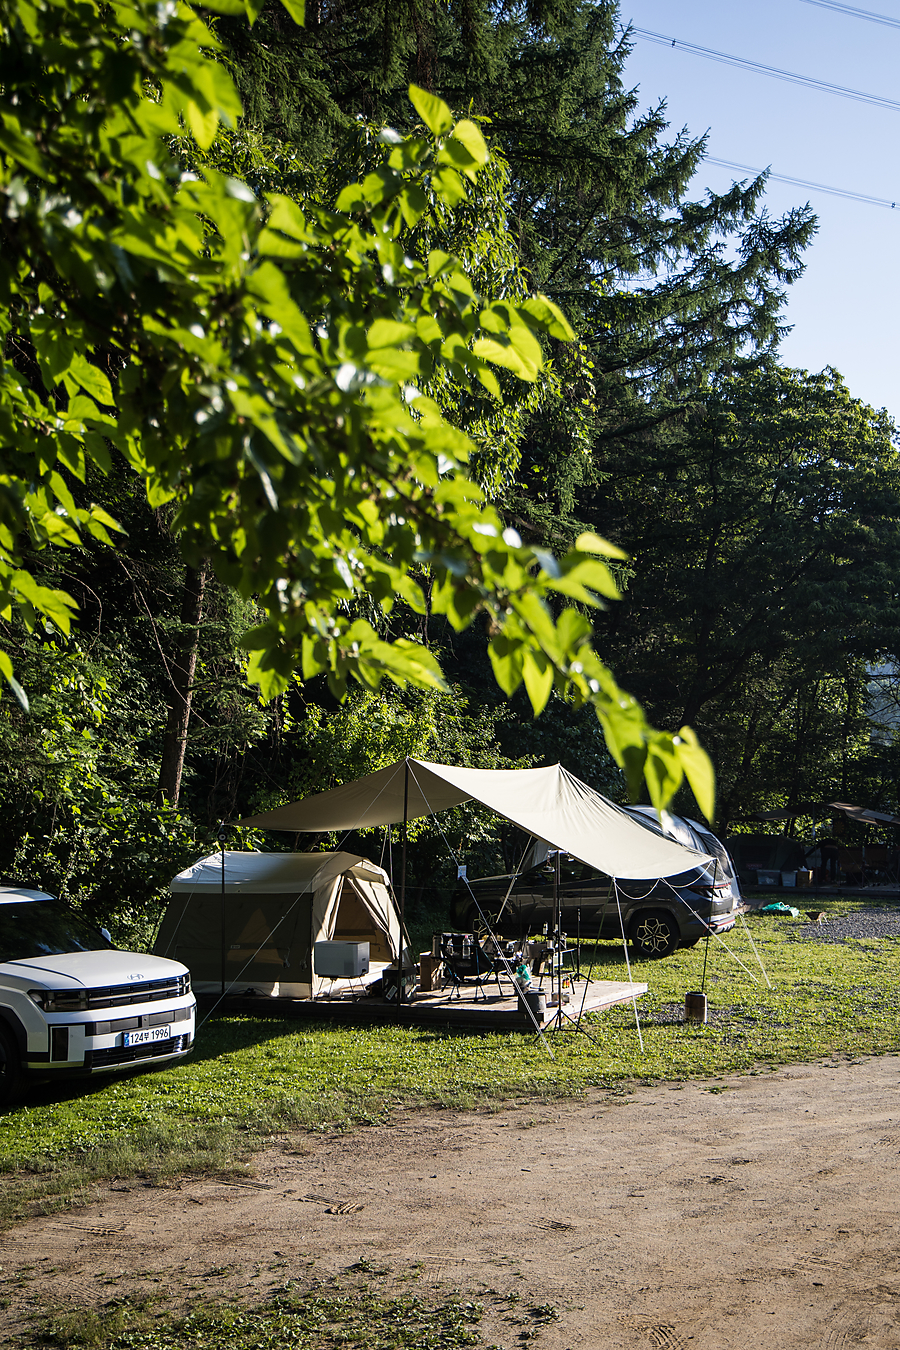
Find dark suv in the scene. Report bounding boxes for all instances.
[452,812,740,959]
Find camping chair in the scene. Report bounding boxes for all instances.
[439,934,506,1001]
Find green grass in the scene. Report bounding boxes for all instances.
[34,1284,493,1350]
[2,897,899,1226]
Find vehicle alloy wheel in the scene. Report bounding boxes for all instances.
[467,906,507,940]
[630,910,679,959]
[0,1024,22,1107]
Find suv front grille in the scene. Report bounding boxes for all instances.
[45,974,190,1013]
[86,1033,193,1068]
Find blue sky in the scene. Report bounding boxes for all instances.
[619,0,899,422]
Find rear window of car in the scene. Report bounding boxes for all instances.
[0,901,113,963]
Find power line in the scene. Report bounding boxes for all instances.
[631,27,900,112]
[706,156,899,210]
[799,0,900,30]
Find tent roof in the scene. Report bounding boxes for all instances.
[829,801,900,827]
[170,850,390,894]
[238,759,712,880]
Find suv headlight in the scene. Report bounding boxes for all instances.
[28,989,89,1012]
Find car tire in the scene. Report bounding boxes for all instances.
[0,1023,22,1107]
[630,910,680,959]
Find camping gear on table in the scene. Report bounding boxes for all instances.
[514,960,533,992]
[439,934,515,1001]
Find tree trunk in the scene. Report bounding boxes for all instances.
[156,561,208,807]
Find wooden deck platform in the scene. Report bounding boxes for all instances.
[206,977,647,1033]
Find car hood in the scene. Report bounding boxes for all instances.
[3,950,186,990]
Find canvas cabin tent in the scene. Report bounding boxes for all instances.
[154,851,401,998]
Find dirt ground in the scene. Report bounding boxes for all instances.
[4,1054,900,1348]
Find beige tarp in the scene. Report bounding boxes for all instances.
[239,759,712,880]
[156,850,401,997]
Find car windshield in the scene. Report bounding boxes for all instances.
[0,901,113,963]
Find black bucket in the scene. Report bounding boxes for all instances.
[519,989,547,1022]
[684,991,708,1024]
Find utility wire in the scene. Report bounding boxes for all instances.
[631,27,900,112]
[706,155,899,210]
[799,0,900,30]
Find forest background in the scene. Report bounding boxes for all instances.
[2,0,899,947]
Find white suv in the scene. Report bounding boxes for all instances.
[0,886,196,1104]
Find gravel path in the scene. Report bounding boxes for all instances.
[791,906,900,943]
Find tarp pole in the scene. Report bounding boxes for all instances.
[217,821,227,997]
[554,849,561,1025]
[399,758,409,1008]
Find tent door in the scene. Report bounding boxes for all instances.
[331,878,392,963]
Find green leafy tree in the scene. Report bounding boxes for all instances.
[0,0,713,815]
[0,625,201,943]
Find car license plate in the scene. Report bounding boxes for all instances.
[123,1026,171,1047]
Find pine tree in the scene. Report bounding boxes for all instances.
[221,0,815,393]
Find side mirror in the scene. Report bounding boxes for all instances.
[100,927,112,943]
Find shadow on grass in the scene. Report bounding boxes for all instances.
[5,1016,309,1118]
[3,940,687,1119]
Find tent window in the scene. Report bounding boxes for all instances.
[167,893,313,982]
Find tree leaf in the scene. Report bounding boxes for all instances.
[675,726,716,822]
[246,648,291,699]
[488,633,524,696]
[408,83,453,136]
[450,119,488,166]
[522,648,553,716]
[0,650,28,712]
[575,530,628,560]
[275,0,305,23]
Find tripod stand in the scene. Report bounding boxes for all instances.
[540,851,602,1046]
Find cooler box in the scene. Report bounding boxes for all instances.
[314,941,370,978]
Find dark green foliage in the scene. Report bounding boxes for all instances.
[583,367,900,825]
[0,0,889,941]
